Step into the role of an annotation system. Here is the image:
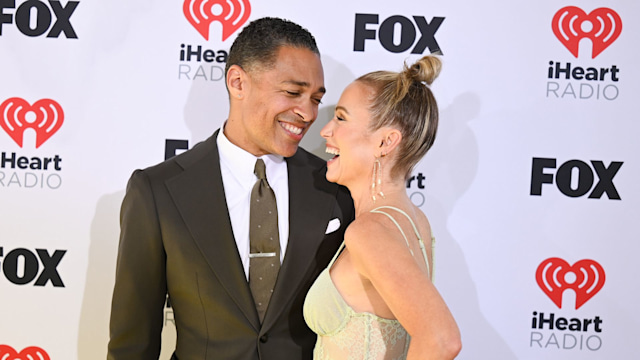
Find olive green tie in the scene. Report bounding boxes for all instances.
[249,159,281,322]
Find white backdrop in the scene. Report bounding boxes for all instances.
[1,0,638,359]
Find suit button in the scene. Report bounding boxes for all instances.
[260,334,269,343]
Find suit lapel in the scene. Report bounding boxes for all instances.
[165,133,260,330]
[262,150,339,330]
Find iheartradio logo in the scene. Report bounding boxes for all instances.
[183,0,251,41]
[0,98,64,149]
[552,7,622,59]
[0,345,50,360]
[536,258,605,310]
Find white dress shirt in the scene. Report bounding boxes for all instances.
[217,128,290,280]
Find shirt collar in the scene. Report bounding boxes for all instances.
[217,125,285,183]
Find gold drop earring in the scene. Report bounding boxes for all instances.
[371,151,386,202]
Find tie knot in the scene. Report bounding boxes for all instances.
[254,159,267,180]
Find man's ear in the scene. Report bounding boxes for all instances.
[227,64,247,99]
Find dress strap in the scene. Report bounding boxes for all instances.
[328,241,346,268]
[370,206,434,281]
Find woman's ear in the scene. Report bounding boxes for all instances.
[378,128,402,156]
[227,64,247,99]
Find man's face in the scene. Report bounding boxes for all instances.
[228,46,325,157]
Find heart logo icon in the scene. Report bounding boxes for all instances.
[183,0,251,41]
[552,6,622,58]
[0,345,51,360]
[536,257,605,309]
[0,97,64,148]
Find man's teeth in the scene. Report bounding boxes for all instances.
[326,147,340,156]
[282,123,303,135]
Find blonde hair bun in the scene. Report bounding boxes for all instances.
[355,55,442,179]
[404,55,442,86]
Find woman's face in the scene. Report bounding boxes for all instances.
[320,81,382,188]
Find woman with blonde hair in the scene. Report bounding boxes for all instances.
[304,55,461,359]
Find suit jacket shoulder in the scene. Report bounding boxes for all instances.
[139,132,220,183]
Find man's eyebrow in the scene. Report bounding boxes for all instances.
[282,80,326,94]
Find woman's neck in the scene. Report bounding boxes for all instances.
[349,179,411,217]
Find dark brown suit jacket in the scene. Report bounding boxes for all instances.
[107,131,354,359]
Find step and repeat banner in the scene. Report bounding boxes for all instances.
[1,0,638,359]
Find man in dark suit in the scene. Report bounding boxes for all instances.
[107,17,354,360]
